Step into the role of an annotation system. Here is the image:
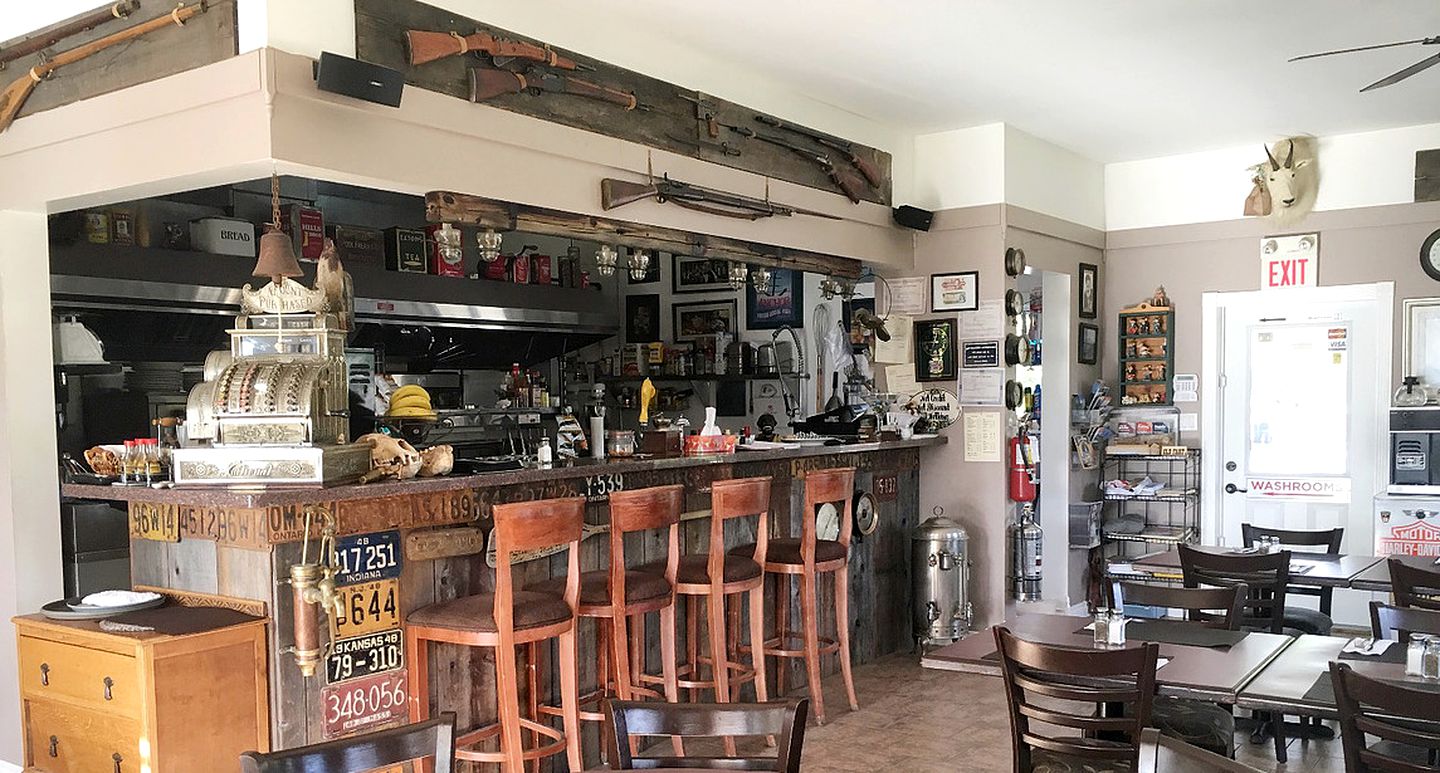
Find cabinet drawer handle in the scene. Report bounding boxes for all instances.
[113,752,123,772]
[39,663,49,686]
[48,735,57,758]
[103,676,114,701]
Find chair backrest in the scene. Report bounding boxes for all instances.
[993,626,1158,772]
[1178,544,1290,634]
[608,484,683,600]
[1137,728,1264,773]
[1109,581,1247,630]
[604,698,808,772]
[240,713,455,773]
[1331,661,1440,772]
[1389,557,1440,612]
[1369,601,1440,644]
[801,467,856,558]
[710,476,772,575]
[491,497,585,630]
[1241,524,1343,611]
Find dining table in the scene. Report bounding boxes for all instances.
[1115,545,1384,589]
[1349,553,1440,592]
[920,612,1295,703]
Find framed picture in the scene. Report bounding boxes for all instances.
[913,318,958,381]
[1078,322,1099,365]
[627,250,662,284]
[930,271,979,312]
[673,299,738,343]
[672,255,733,293]
[745,268,804,330]
[625,294,661,342]
[1078,263,1098,319]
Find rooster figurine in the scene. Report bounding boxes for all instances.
[314,237,354,331]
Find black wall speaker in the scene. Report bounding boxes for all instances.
[313,51,404,108]
[892,205,934,231]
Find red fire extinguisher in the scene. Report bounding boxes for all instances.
[1009,431,1037,503]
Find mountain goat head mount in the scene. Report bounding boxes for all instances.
[1250,137,1319,226]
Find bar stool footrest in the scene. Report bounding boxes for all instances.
[456,717,567,763]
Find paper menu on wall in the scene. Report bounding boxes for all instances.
[963,411,1002,462]
[959,368,1003,406]
[958,298,1006,339]
[887,277,929,316]
[884,364,922,399]
[874,314,913,363]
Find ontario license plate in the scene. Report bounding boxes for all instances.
[321,669,408,740]
[326,628,403,684]
[332,578,400,638]
[584,472,624,502]
[333,530,402,585]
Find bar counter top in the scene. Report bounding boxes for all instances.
[62,435,945,508]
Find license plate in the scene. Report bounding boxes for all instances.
[333,530,402,586]
[326,628,403,684]
[874,473,899,501]
[130,502,180,542]
[321,669,408,740]
[585,472,624,502]
[332,578,400,638]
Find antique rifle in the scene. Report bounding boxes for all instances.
[469,65,648,111]
[723,123,865,203]
[754,114,884,190]
[600,175,840,221]
[405,29,584,70]
[0,1,205,135]
[0,0,140,69]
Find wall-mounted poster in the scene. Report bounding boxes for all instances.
[626,294,661,342]
[931,271,979,312]
[1079,262,1098,319]
[673,299,738,343]
[914,318,958,381]
[672,255,733,293]
[745,268,804,329]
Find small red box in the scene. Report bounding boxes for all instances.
[482,256,508,280]
[532,255,552,285]
[425,224,465,277]
[282,204,325,261]
[511,255,531,284]
[580,271,591,289]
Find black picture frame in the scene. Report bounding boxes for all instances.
[745,268,804,330]
[672,255,733,293]
[930,271,979,312]
[1078,322,1099,365]
[1078,263,1098,319]
[672,299,738,343]
[627,250,662,284]
[625,293,661,342]
[913,318,958,381]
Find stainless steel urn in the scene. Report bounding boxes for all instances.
[912,507,972,650]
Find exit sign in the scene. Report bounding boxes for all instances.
[1260,233,1319,290]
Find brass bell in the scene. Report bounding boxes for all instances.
[254,224,303,285]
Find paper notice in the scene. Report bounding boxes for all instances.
[963,411,1002,462]
[888,277,928,316]
[959,368,1004,406]
[958,298,1006,340]
[874,313,913,364]
[884,364,922,399]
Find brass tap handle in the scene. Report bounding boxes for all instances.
[103,676,114,700]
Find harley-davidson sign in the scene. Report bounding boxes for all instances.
[1379,520,1440,557]
[1245,476,1350,503]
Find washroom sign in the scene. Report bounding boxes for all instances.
[1259,233,1319,290]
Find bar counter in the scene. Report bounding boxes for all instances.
[60,435,942,752]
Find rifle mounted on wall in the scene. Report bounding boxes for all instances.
[601,175,840,221]
[0,0,140,69]
[722,122,865,203]
[405,29,586,70]
[469,65,648,111]
[754,114,884,189]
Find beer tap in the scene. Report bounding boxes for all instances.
[285,504,342,677]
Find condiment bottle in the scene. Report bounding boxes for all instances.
[120,440,136,485]
[537,436,553,467]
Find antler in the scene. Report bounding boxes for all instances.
[1264,143,1280,171]
[1284,139,1295,169]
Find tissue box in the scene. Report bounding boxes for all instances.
[684,435,738,457]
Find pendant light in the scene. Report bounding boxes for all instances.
[627,248,651,281]
[727,262,748,290]
[477,229,503,263]
[596,244,619,276]
[253,173,303,285]
[750,264,772,293]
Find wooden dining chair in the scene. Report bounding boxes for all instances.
[1331,661,1440,772]
[1390,557,1440,611]
[993,626,1159,773]
[603,698,808,772]
[1240,524,1342,634]
[1177,544,1289,634]
[1108,581,1246,630]
[1370,600,1440,644]
[240,713,456,773]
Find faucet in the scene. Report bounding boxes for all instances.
[773,325,805,424]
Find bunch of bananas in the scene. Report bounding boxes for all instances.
[386,384,437,420]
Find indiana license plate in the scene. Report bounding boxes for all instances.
[321,669,408,740]
[326,628,403,684]
[333,530,402,585]
[332,578,400,638]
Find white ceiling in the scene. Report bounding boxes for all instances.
[586,0,1440,162]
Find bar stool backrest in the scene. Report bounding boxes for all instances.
[1241,523,1343,614]
[608,484,683,594]
[492,497,586,629]
[1389,557,1440,612]
[710,477,772,579]
[802,467,857,560]
[1178,544,1290,634]
[1331,661,1440,772]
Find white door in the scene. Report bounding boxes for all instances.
[1203,283,1392,626]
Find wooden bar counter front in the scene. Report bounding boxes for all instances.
[61,437,939,763]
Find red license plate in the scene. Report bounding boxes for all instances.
[321,669,409,740]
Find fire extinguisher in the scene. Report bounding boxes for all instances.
[1009,430,1037,503]
[1010,503,1043,602]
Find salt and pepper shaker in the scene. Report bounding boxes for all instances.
[1407,635,1427,677]
[1093,608,1111,648]
[1425,636,1440,680]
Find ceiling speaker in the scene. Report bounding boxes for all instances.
[313,52,404,108]
[892,205,934,232]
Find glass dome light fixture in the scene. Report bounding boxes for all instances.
[596,244,619,276]
[627,248,651,281]
[750,264,773,293]
[477,228,504,264]
[727,262,749,291]
[435,223,463,267]
[820,276,856,301]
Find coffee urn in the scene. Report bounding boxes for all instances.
[912,507,972,651]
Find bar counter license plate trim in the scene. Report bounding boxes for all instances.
[585,472,624,502]
[130,502,181,542]
[332,578,401,638]
[326,629,404,685]
[321,669,409,740]
[333,530,402,585]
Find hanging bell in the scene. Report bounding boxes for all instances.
[254,224,303,285]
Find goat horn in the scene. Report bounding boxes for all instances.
[1264,143,1280,171]
[1284,139,1295,169]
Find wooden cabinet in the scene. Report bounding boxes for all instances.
[14,613,269,773]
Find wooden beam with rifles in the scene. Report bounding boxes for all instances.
[405,28,589,71]
[0,0,140,69]
[0,1,207,135]
[469,64,650,112]
[601,174,840,221]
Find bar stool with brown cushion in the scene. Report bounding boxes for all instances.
[1390,557,1440,610]
[405,497,585,772]
[994,625,1159,773]
[529,484,684,756]
[1240,523,1343,635]
[730,467,858,724]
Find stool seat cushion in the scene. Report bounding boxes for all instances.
[728,538,848,566]
[407,590,572,633]
[639,554,762,585]
[1281,605,1333,635]
[528,570,672,607]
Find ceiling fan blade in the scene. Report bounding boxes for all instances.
[1360,51,1440,91]
[1289,37,1428,62]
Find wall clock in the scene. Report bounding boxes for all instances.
[1422,228,1440,281]
[853,491,879,536]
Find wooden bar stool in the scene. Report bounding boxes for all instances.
[733,467,858,724]
[404,497,585,773]
[529,484,684,757]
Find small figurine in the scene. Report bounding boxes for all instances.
[1125,363,1137,381]
[1148,316,1161,335]
[1126,340,1137,357]
[1127,318,1139,336]
[1151,285,1170,308]
[1137,342,1151,357]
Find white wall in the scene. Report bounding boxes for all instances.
[911,123,1006,212]
[1004,126,1106,232]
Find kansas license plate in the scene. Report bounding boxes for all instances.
[321,669,408,740]
[333,530,402,586]
[326,628,403,684]
[333,578,400,638]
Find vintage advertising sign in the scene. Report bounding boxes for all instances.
[130,502,181,543]
[332,578,401,638]
[326,629,403,684]
[333,530,402,586]
[321,669,408,739]
[1259,233,1319,290]
[1245,476,1351,503]
[1377,519,1440,557]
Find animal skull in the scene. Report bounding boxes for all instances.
[418,444,454,477]
[358,433,421,482]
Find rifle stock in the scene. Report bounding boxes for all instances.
[844,152,884,190]
[600,179,660,211]
[406,30,466,66]
[0,0,140,67]
[407,29,580,69]
[468,67,524,102]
